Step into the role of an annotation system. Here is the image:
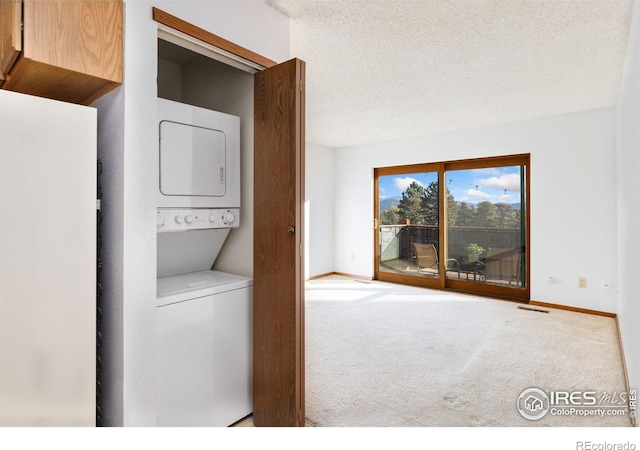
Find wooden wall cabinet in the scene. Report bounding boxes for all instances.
[0,0,123,105]
[0,1,21,80]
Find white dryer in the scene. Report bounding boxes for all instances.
[157,97,240,209]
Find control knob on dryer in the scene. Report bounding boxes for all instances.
[174,215,183,224]
[224,212,236,225]
[184,214,193,224]
[156,213,165,229]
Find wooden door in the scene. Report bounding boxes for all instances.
[253,58,306,427]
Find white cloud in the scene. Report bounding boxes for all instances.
[471,168,502,177]
[498,193,514,202]
[477,173,521,191]
[394,176,425,191]
[465,189,493,200]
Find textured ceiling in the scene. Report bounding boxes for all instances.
[267,0,633,148]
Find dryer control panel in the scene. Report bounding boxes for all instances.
[157,208,240,232]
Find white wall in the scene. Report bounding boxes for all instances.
[94,0,289,426]
[154,0,290,65]
[332,108,618,313]
[617,0,640,408]
[306,143,335,278]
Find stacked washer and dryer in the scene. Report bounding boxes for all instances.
[155,98,252,426]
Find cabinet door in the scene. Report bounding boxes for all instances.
[0,0,21,80]
[2,0,122,104]
[253,58,306,427]
[23,1,122,82]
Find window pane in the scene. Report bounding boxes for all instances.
[445,166,526,287]
[378,172,441,279]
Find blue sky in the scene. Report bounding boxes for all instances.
[379,166,522,205]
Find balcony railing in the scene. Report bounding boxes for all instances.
[379,224,525,286]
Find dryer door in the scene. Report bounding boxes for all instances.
[159,120,226,197]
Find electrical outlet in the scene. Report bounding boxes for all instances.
[602,281,611,292]
[578,277,587,289]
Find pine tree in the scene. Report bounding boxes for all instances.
[422,181,439,225]
[380,205,399,225]
[397,181,426,224]
[495,203,520,228]
[421,181,459,226]
[456,202,475,226]
[445,188,459,226]
[475,201,499,227]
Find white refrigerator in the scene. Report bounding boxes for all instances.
[0,90,96,426]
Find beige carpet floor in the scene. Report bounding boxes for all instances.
[305,276,632,427]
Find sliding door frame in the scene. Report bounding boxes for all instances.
[374,154,530,301]
[374,162,445,290]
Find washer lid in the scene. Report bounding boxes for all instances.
[157,270,252,306]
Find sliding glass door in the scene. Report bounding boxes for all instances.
[374,155,529,301]
[376,168,442,287]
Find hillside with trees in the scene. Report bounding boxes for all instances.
[381,181,521,228]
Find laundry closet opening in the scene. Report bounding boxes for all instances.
[155,32,258,427]
[154,7,307,426]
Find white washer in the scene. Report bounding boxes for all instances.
[156,270,253,427]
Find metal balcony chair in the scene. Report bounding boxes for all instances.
[485,247,521,285]
[413,243,459,276]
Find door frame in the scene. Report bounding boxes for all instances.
[153,8,277,70]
